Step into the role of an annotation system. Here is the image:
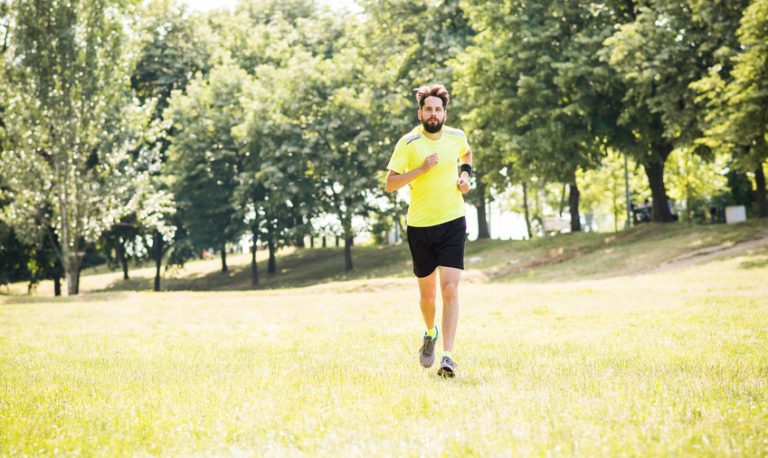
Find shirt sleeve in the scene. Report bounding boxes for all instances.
[387,137,409,174]
[460,135,471,162]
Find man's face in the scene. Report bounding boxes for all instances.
[418,95,446,134]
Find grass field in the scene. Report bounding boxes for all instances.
[2,222,768,456]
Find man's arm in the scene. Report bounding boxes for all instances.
[457,148,473,194]
[385,153,438,192]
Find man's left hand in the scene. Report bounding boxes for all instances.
[457,174,470,194]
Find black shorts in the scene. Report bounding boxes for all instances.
[406,216,466,278]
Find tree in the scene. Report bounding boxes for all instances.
[603,0,749,222]
[0,0,161,295]
[129,0,209,289]
[234,59,315,283]
[165,65,247,273]
[692,0,768,217]
[457,0,634,232]
[302,48,381,271]
[454,39,522,235]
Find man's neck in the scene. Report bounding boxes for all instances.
[422,126,443,141]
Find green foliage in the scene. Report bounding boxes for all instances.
[165,64,247,253]
[3,0,767,297]
[577,150,640,231]
[0,223,28,286]
[225,4,347,264]
[664,147,729,222]
[0,0,170,294]
[692,0,768,171]
[131,0,211,116]
[359,0,474,110]
[210,0,338,73]
[455,0,634,231]
[302,48,381,240]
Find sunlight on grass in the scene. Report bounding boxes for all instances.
[2,253,767,456]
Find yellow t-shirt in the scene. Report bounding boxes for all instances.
[387,125,471,227]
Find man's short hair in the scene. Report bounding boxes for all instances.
[415,84,450,109]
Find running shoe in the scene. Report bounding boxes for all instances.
[437,355,457,378]
[418,326,438,368]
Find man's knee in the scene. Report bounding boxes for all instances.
[441,282,458,301]
[420,291,437,306]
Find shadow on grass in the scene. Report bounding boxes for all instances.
[92,219,768,292]
[100,244,415,292]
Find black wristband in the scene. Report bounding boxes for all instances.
[460,164,472,176]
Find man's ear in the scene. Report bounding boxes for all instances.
[417,110,422,121]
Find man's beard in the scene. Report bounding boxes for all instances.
[422,117,444,134]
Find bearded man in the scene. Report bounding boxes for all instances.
[384,84,473,378]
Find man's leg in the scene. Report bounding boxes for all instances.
[438,266,462,353]
[416,270,438,330]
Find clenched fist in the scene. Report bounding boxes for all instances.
[421,153,438,172]
[457,175,470,193]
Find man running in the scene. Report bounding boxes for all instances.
[385,84,473,378]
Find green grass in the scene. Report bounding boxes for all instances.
[2,243,768,455]
[1,221,767,455]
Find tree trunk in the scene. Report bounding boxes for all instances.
[116,239,129,280]
[335,235,340,247]
[153,231,163,292]
[64,254,80,295]
[267,232,276,274]
[341,206,354,271]
[522,182,533,239]
[755,164,767,218]
[250,234,259,287]
[310,236,314,248]
[344,235,353,271]
[643,143,674,222]
[475,182,490,239]
[533,182,544,234]
[47,228,64,296]
[569,181,582,232]
[221,243,228,273]
[121,253,129,280]
[322,236,327,248]
[293,214,306,248]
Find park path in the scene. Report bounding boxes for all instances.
[647,229,768,273]
[461,228,768,282]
